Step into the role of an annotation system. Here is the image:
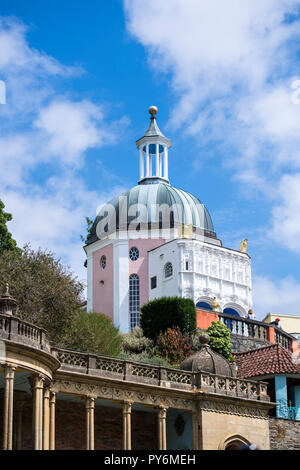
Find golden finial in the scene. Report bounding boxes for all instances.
[210,297,220,311]
[148,105,158,117]
[240,238,248,253]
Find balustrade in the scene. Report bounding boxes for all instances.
[52,346,269,402]
[218,312,294,352]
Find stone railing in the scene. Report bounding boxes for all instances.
[0,314,51,353]
[218,312,269,341]
[51,347,270,402]
[217,312,295,352]
[274,328,294,352]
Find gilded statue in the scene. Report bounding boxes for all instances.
[210,297,220,311]
[240,238,248,253]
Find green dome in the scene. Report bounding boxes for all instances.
[88,181,215,244]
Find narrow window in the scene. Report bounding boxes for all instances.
[164,262,173,279]
[129,274,140,329]
[151,276,157,289]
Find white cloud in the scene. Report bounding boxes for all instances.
[270,173,300,252]
[4,179,126,285]
[34,99,115,165]
[0,16,129,287]
[124,0,300,258]
[253,275,300,317]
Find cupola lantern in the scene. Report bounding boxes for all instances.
[136,106,171,184]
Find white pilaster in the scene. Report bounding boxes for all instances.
[139,148,144,180]
[86,252,93,312]
[164,147,168,180]
[146,145,150,177]
[155,143,160,177]
[113,239,129,332]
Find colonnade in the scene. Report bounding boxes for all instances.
[139,144,169,181]
[1,365,169,450]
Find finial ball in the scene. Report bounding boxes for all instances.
[148,105,158,116]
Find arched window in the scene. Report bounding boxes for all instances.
[223,308,240,317]
[164,262,173,279]
[129,274,140,329]
[196,301,212,311]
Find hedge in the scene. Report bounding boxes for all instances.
[140,296,196,340]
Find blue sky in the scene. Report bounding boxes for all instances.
[1,1,300,318]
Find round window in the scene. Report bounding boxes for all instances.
[129,247,139,261]
[100,255,106,269]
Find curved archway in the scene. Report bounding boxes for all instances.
[196,301,212,311]
[219,434,251,450]
[223,307,240,317]
[195,296,214,311]
[223,303,246,317]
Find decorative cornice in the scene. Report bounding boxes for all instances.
[199,399,270,420]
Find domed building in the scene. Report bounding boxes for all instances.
[84,107,252,332]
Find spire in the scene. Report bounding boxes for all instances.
[136,106,171,184]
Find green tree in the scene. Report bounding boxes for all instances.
[206,321,234,362]
[63,310,122,356]
[80,216,94,245]
[140,297,196,341]
[0,199,21,255]
[80,216,94,267]
[0,245,84,344]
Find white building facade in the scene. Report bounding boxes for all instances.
[149,239,252,317]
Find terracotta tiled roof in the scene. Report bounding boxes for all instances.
[235,343,300,379]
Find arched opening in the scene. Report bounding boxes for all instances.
[225,441,246,450]
[223,307,240,317]
[196,301,212,311]
[220,435,252,451]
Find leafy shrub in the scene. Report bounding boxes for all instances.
[121,326,153,354]
[63,311,122,356]
[156,326,193,366]
[141,297,196,340]
[206,321,234,362]
[190,329,207,351]
[119,351,170,366]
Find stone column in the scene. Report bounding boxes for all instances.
[43,388,50,450]
[158,406,167,450]
[86,396,95,450]
[33,375,44,450]
[155,143,160,177]
[139,148,144,180]
[49,391,56,450]
[2,365,15,450]
[146,144,150,177]
[164,147,168,180]
[123,401,132,450]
